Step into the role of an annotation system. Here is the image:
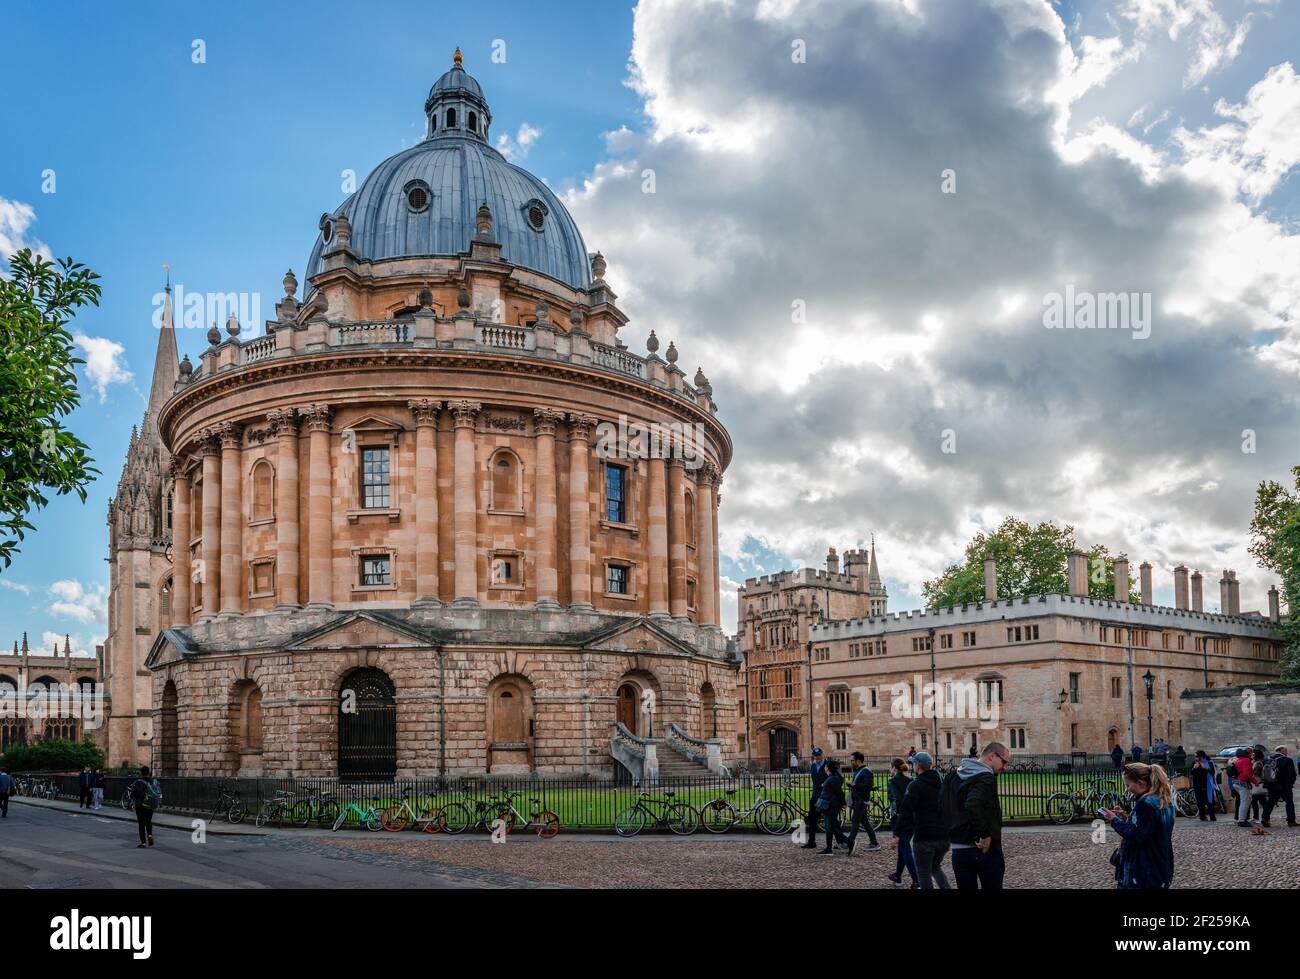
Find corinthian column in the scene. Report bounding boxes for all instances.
[218,421,245,617]
[450,399,482,606]
[301,404,334,609]
[199,431,221,620]
[533,408,564,610]
[409,399,442,606]
[647,452,669,618]
[568,413,596,610]
[268,408,300,609]
[169,457,192,627]
[696,462,719,627]
[668,454,687,619]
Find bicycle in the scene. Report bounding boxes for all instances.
[436,793,518,835]
[289,787,340,828]
[213,783,245,824]
[379,788,441,832]
[331,796,384,832]
[700,784,791,835]
[255,790,296,828]
[613,791,700,836]
[1044,776,1121,825]
[486,792,561,838]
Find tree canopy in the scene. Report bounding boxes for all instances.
[0,249,101,569]
[1249,467,1300,678]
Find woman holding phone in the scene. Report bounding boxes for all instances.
[1100,762,1175,889]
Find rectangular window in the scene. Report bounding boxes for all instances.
[687,579,697,609]
[252,561,274,595]
[783,669,794,700]
[605,464,627,523]
[1069,672,1080,704]
[828,689,849,716]
[360,555,391,587]
[361,447,391,508]
[940,633,953,650]
[758,671,769,700]
[834,730,847,750]
[962,631,976,647]
[1110,677,1121,699]
[607,564,629,595]
[870,688,878,708]
[1070,723,1079,749]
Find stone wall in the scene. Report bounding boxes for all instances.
[1180,685,1300,754]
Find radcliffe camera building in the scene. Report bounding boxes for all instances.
[103,53,736,780]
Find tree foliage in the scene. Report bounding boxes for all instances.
[922,516,1142,608]
[0,249,102,569]
[0,735,104,772]
[1249,467,1300,678]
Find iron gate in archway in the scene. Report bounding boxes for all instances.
[337,668,397,779]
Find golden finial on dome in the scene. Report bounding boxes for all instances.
[453,47,463,66]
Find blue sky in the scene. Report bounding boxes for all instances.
[3,0,1299,652]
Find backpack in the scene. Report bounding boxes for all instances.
[135,778,162,811]
[1262,755,1281,785]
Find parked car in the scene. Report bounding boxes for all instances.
[1217,744,1253,759]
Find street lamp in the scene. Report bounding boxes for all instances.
[1142,670,1155,749]
[1056,688,1068,710]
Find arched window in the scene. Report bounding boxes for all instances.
[468,111,478,133]
[685,491,696,545]
[251,460,274,521]
[446,107,457,129]
[159,680,179,776]
[490,450,521,511]
[337,667,396,778]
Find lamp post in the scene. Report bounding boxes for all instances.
[1057,689,1067,710]
[1142,670,1155,749]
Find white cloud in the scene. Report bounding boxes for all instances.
[72,332,134,402]
[0,196,51,266]
[0,579,31,595]
[47,579,109,625]
[495,122,542,162]
[39,630,99,659]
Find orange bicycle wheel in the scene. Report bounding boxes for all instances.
[380,805,410,832]
[536,811,560,839]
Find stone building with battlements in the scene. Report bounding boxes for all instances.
[102,52,738,780]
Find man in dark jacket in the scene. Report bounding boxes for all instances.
[1261,746,1297,827]
[77,766,92,808]
[846,752,880,854]
[1111,744,1124,768]
[802,747,826,849]
[941,742,1009,890]
[817,758,850,855]
[897,752,950,889]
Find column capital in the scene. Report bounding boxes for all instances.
[533,406,565,436]
[299,403,333,432]
[407,398,443,428]
[167,455,189,480]
[449,399,482,429]
[702,461,721,486]
[266,407,300,437]
[568,412,598,441]
[197,428,222,457]
[217,421,244,450]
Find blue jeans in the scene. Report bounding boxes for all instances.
[891,822,917,882]
[951,846,1004,889]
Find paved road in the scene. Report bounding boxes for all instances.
[0,801,549,889]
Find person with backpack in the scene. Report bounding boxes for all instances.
[1230,748,1256,826]
[1190,750,1217,822]
[896,751,950,889]
[816,758,850,855]
[885,757,917,887]
[942,742,1010,890]
[1250,746,1267,822]
[129,765,161,848]
[801,747,827,850]
[1260,746,1297,828]
[90,767,106,810]
[846,752,880,854]
[1101,762,1175,889]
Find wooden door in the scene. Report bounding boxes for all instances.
[617,684,638,735]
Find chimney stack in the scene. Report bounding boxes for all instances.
[1228,571,1241,616]
[1113,556,1130,602]
[826,547,839,575]
[1190,571,1203,612]
[1174,566,1190,610]
[1269,585,1281,623]
[1067,550,1089,596]
[1219,571,1231,615]
[1139,561,1152,605]
[983,553,997,601]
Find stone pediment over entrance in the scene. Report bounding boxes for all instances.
[581,617,696,657]
[285,610,431,651]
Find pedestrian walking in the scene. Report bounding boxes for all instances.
[129,765,161,848]
[0,766,13,818]
[817,758,850,855]
[1260,746,1297,828]
[77,765,92,808]
[846,751,880,854]
[1190,750,1217,822]
[941,742,1009,890]
[1131,743,1143,763]
[90,767,105,810]
[967,744,977,759]
[1230,748,1256,826]
[801,747,827,850]
[885,758,917,887]
[896,751,950,889]
[1101,762,1175,889]
[1111,743,1125,769]
[1250,746,1267,821]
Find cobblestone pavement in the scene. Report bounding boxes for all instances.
[322,818,1300,888]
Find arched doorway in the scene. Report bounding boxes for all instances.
[768,726,798,771]
[229,680,265,776]
[1108,728,1120,751]
[338,668,396,779]
[486,674,534,774]
[616,683,639,735]
[700,683,717,739]
[158,680,179,776]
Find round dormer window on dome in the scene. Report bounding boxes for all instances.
[523,199,548,233]
[319,213,333,244]
[404,179,431,213]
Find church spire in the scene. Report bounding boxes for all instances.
[144,268,180,432]
[868,534,881,586]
